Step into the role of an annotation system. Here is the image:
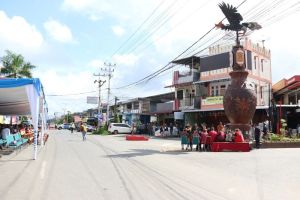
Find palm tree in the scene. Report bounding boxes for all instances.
[0,50,36,78]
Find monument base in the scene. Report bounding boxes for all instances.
[226,123,251,131]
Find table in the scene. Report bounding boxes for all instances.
[212,142,250,152]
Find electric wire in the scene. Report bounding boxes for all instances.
[110,0,165,57]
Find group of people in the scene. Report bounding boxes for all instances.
[130,122,179,136]
[181,122,245,151]
[0,123,37,147]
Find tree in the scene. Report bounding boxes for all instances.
[1,50,36,78]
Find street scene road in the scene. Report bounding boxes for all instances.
[1,130,299,200]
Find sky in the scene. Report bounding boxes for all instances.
[0,0,299,117]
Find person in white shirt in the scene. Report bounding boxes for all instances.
[1,125,11,140]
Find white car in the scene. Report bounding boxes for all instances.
[108,123,131,134]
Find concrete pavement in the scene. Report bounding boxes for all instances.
[0,130,300,200]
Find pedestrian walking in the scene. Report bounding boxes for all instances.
[254,125,261,148]
[80,122,87,141]
[70,123,75,133]
[169,123,174,136]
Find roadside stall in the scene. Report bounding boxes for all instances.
[0,78,47,160]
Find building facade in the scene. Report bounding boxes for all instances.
[116,92,175,126]
[171,38,272,128]
[272,75,300,133]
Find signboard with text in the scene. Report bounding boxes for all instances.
[87,96,98,104]
[202,96,223,105]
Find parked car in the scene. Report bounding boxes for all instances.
[108,123,131,134]
[57,123,70,130]
[86,125,96,132]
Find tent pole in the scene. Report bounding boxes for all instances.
[33,129,38,160]
[41,110,45,147]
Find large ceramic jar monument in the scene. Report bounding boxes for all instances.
[216,2,262,131]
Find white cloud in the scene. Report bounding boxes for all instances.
[44,19,74,43]
[112,53,139,66]
[34,69,101,113]
[61,0,111,21]
[112,25,125,37]
[87,59,104,69]
[0,10,44,52]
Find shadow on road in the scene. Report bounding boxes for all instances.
[106,148,188,158]
[0,158,33,162]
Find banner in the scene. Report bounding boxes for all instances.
[202,96,223,105]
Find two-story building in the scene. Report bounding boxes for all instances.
[116,92,175,125]
[170,38,272,127]
[272,75,300,133]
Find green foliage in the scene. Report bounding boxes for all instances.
[113,113,120,123]
[1,50,36,78]
[64,114,73,123]
[92,126,109,135]
[102,123,108,131]
[19,116,28,121]
[280,119,287,128]
[270,133,281,141]
[268,133,300,143]
[279,118,287,135]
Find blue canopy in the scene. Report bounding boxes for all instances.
[0,77,47,160]
[0,78,41,94]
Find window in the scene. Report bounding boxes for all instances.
[220,85,226,96]
[133,102,139,109]
[254,56,257,69]
[177,90,183,100]
[260,86,263,99]
[255,84,257,94]
[211,86,215,96]
[261,59,264,72]
[216,85,219,96]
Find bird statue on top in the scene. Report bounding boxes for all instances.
[216,2,261,45]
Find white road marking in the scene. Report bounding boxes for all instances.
[40,161,47,179]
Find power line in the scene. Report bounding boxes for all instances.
[110,0,165,57]
[46,90,97,96]
[123,0,189,55]
[112,0,248,90]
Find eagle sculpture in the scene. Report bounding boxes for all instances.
[216,2,261,34]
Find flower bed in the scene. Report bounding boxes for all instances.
[261,141,300,148]
[261,133,300,148]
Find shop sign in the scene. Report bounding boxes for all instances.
[202,96,223,105]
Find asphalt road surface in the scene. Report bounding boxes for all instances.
[0,130,299,200]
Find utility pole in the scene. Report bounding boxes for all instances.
[114,96,119,122]
[93,75,106,128]
[101,62,116,125]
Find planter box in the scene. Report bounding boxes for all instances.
[261,142,300,148]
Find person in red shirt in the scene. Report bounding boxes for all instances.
[200,129,208,151]
[208,127,218,142]
[234,129,245,142]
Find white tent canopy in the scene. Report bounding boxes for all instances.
[0,78,47,160]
